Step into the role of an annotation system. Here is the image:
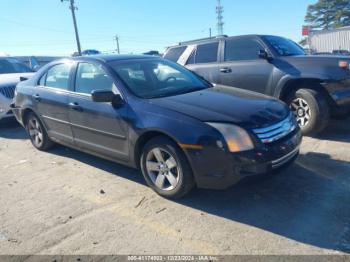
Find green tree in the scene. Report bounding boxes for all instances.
[305,0,350,30]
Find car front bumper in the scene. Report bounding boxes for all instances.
[330,89,350,109]
[322,80,350,111]
[186,128,302,190]
[0,96,13,120]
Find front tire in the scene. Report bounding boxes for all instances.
[140,137,195,199]
[25,112,54,151]
[286,88,330,136]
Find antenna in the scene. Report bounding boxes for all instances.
[216,0,224,36]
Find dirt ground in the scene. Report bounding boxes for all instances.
[0,118,350,255]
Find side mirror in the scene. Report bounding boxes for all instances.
[91,90,116,103]
[20,76,29,82]
[259,50,271,60]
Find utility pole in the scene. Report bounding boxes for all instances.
[209,28,212,38]
[62,0,82,56]
[216,0,224,36]
[115,35,120,54]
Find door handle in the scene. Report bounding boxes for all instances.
[69,102,83,112]
[220,68,232,73]
[32,94,41,101]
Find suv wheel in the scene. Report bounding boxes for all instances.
[25,112,54,151]
[140,137,195,199]
[286,88,329,136]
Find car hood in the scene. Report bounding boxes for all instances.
[279,55,350,79]
[0,73,34,87]
[280,55,350,65]
[150,85,289,129]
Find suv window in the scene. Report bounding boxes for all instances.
[225,39,263,61]
[164,46,187,62]
[191,42,219,64]
[75,63,114,95]
[45,63,72,90]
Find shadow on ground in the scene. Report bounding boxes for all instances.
[47,140,350,253]
[0,120,27,140]
[1,118,350,253]
[316,116,350,143]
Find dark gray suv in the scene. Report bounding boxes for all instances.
[164,35,350,135]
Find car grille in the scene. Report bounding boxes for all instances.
[253,113,297,144]
[0,85,16,99]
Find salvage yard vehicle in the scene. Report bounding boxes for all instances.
[0,57,34,121]
[164,35,350,135]
[12,55,301,198]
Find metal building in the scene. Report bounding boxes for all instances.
[310,26,350,53]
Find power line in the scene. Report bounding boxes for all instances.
[216,0,224,36]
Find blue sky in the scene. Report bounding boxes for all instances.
[1,0,314,56]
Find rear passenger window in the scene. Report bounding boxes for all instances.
[75,63,114,95]
[45,64,72,90]
[187,42,219,64]
[225,39,263,61]
[164,46,187,62]
[186,51,195,65]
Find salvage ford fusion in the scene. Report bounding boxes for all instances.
[12,55,302,198]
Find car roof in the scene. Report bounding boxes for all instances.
[69,54,157,63]
[167,34,284,48]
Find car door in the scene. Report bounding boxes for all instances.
[218,37,275,95]
[185,41,221,84]
[68,62,129,161]
[34,63,74,144]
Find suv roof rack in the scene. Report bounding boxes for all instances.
[178,35,228,46]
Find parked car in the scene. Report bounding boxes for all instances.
[314,52,333,55]
[143,50,161,56]
[332,49,350,56]
[15,56,64,71]
[0,57,34,121]
[164,35,350,135]
[12,55,301,198]
[72,49,101,57]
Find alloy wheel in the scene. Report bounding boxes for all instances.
[145,148,180,191]
[28,118,44,147]
[290,98,312,127]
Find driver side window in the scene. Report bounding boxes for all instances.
[75,63,115,95]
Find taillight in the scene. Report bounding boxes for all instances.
[339,60,349,69]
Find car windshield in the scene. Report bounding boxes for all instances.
[263,36,306,56]
[0,58,33,74]
[109,59,210,99]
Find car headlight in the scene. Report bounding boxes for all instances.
[207,123,254,153]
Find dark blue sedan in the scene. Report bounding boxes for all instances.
[12,55,302,198]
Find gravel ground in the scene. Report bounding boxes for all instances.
[0,118,349,255]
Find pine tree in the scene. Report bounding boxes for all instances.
[305,0,350,30]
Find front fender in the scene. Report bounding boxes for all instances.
[274,74,332,98]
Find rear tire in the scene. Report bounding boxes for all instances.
[286,88,330,136]
[25,112,54,151]
[140,137,195,199]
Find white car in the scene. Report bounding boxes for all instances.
[0,57,34,121]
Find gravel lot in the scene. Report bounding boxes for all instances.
[0,118,350,255]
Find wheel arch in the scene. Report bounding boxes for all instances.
[133,130,190,169]
[22,108,37,126]
[277,78,334,105]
